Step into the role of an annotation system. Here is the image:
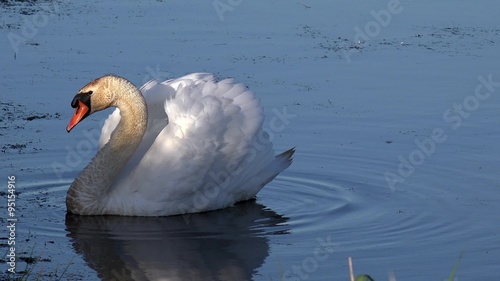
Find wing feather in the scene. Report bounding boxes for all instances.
[100,73,291,215]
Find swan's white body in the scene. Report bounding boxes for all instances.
[66,73,294,216]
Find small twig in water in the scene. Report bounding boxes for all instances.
[297,3,311,9]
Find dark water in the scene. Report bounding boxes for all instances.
[5,143,498,280]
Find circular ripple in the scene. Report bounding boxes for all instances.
[258,172,361,235]
[256,150,475,261]
[15,159,475,257]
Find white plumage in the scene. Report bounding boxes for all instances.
[66,73,294,216]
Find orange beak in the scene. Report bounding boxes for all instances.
[66,101,90,132]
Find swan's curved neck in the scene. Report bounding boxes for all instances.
[67,77,147,215]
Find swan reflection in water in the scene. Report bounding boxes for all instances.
[65,200,289,281]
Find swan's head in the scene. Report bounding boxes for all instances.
[66,76,117,132]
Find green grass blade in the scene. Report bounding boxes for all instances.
[447,251,464,281]
[56,256,75,281]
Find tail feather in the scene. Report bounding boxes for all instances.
[239,147,295,201]
[275,147,295,171]
[262,147,295,182]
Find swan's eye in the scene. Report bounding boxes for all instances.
[77,91,93,96]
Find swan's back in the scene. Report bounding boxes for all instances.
[99,73,294,216]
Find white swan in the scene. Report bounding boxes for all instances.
[66,73,294,216]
